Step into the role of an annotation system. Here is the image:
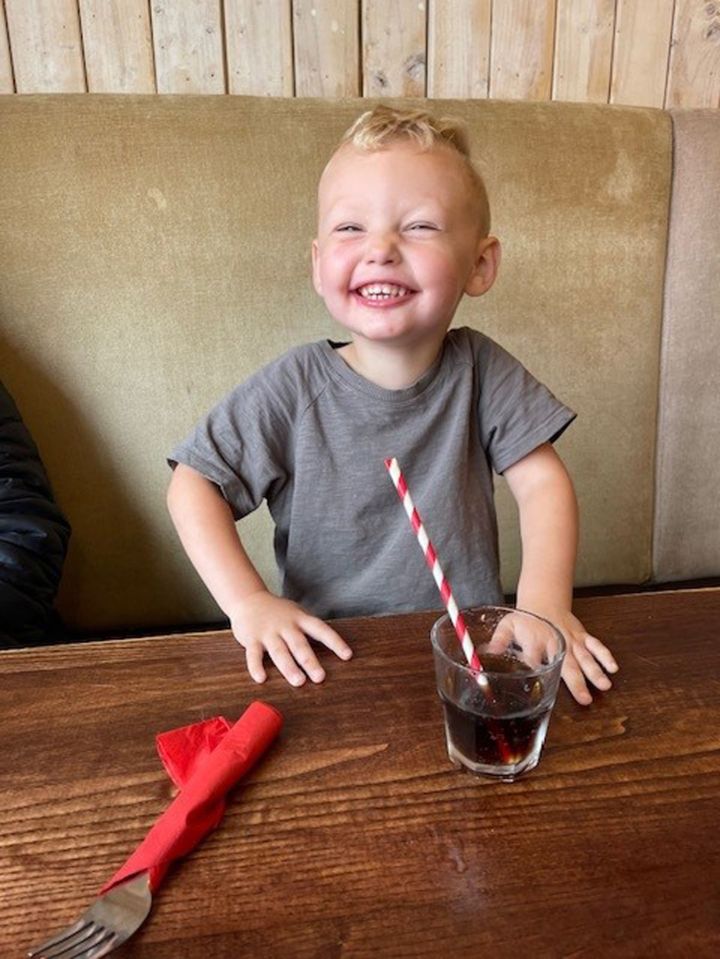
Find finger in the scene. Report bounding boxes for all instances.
[514,623,547,668]
[584,635,619,673]
[501,617,546,667]
[300,616,353,661]
[573,641,613,691]
[561,653,593,706]
[283,628,326,683]
[485,620,514,655]
[265,637,307,687]
[242,641,267,684]
[524,645,544,669]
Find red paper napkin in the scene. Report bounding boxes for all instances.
[101,700,282,894]
[156,715,232,788]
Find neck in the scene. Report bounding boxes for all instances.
[338,336,446,389]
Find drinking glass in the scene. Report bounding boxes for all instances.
[431,606,566,781]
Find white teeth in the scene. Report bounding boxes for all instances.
[357,283,409,299]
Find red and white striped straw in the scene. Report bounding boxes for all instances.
[384,457,486,681]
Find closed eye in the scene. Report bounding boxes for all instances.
[335,223,363,233]
[406,222,439,232]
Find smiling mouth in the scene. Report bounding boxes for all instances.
[355,283,414,300]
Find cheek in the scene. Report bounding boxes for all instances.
[417,248,464,294]
[318,247,354,293]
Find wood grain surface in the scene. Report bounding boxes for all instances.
[2,590,719,957]
[3,2,720,106]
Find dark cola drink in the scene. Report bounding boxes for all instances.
[438,653,552,780]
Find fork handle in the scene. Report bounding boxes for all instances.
[101,700,283,894]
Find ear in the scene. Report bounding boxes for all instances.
[465,236,501,297]
[311,239,323,296]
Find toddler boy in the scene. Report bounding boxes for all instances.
[167,105,617,705]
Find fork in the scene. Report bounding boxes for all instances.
[26,871,152,958]
[26,701,283,959]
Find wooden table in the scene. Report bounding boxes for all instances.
[2,590,719,957]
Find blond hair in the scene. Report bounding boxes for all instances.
[338,105,490,234]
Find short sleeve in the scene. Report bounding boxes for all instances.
[474,336,576,475]
[168,364,296,520]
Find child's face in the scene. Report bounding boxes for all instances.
[312,141,498,351]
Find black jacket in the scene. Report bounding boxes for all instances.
[0,382,71,648]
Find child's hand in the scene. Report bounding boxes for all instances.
[551,609,618,705]
[229,591,353,687]
[487,608,618,706]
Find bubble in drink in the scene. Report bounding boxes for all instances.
[439,653,552,779]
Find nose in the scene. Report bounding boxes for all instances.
[364,230,400,265]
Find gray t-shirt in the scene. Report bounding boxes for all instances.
[169,327,575,619]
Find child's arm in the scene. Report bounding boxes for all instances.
[503,443,618,705]
[166,464,352,686]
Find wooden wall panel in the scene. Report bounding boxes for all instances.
[666,0,720,108]
[611,0,674,107]
[294,0,360,97]
[151,0,225,93]
[363,0,426,97]
[5,0,85,92]
[0,1,14,93]
[554,0,615,103]
[427,0,491,98]
[490,0,556,101]
[79,0,155,93]
[1,0,719,108]
[226,0,293,95]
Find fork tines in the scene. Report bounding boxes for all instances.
[27,918,118,959]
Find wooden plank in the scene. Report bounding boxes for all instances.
[666,0,720,108]
[611,0,674,107]
[226,0,293,95]
[553,0,615,102]
[78,0,155,93]
[0,1,14,92]
[363,0,426,97]
[5,0,85,92]
[151,0,225,93]
[489,0,556,101]
[427,0,491,98]
[293,0,360,97]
